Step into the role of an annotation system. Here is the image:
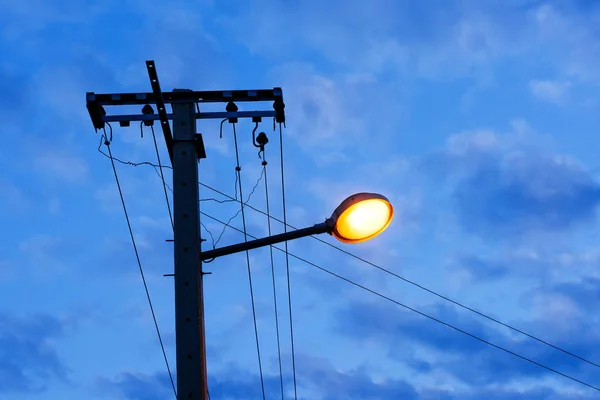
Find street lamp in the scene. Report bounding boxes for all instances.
[199,192,394,261]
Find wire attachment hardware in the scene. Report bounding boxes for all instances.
[226,101,238,123]
[252,121,269,159]
[142,104,155,126]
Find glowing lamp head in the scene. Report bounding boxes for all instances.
[329,193,394,244]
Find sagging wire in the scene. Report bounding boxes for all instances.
[140,105,173,231]
[153,166,218,258]
[200,211,600,395]
[200,170,239,205]
[208,169,265,254]
[278,122,298,400]
[97,146,600,375]
[100,124,177,399]
[148,123,174,230]
[197,180,600,375]
[255,126,285,400]
[232,122,267,400]
[97,135,163,169]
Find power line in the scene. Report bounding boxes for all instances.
[100,128,177,399]
[156,167,263,263]
[97,141,165,169]
[278,123,298,400]
[98,142,219,249]
[261,148,286,400]
[231,123,266,400]
[148,124,174,230]
[212,169,264,249]
[195,181,600,372]
[198,210,600,393]
[100,154,600,373]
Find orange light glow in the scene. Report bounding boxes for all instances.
[331,193,393,244]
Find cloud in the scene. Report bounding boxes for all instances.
[221,0,526,79]
[333,298,600,396]
[450,244,600,284]
[420,127,600,238]
[99,352,600,400]
[218,0,600,87]
[99,359,420,400]
[529,80,570,104]
[98,369,292,400]
[266,62,379,158]
[33,150,89,183]
[550,278,600,315]
[532,3,600,82]
[453,151,600,235]
[0,179,33,213]
[98,372,174,400]
[453,254,512,281]
[0,313,68,395]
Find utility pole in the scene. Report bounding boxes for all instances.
[171,95,208,399]
[86,61,285,400]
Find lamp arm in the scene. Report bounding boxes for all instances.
[199,220,333,261]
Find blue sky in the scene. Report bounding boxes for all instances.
[2,0,600,399]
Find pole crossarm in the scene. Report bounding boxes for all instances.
[87,88,284,106]
[89,110,278,124]
[86,87,285,130]
[200,221,333,261]
[86,60,285,165]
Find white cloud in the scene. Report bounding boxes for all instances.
[529,80,570,104]
[18,234,69,278]
[0,179,32,211]
[447,129,499,155]
[33,151,88,183]
[270,63,366,153]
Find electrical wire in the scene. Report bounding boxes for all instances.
[100,127,177,399]
[98,129,215,253]
[232,123,266,400]
[148,125,174,230]
[233,167,240,201]
[97,142,164,169]
[195,181,600,372]
[198,210,600,394]
[261,149,286,400]
[212,169,265,249]
[96,153,600,373]
[156,167,263,263]
[278,123,298,400]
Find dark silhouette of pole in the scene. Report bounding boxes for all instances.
[172,96,208,400]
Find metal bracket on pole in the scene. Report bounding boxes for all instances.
[146,60,175,163]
